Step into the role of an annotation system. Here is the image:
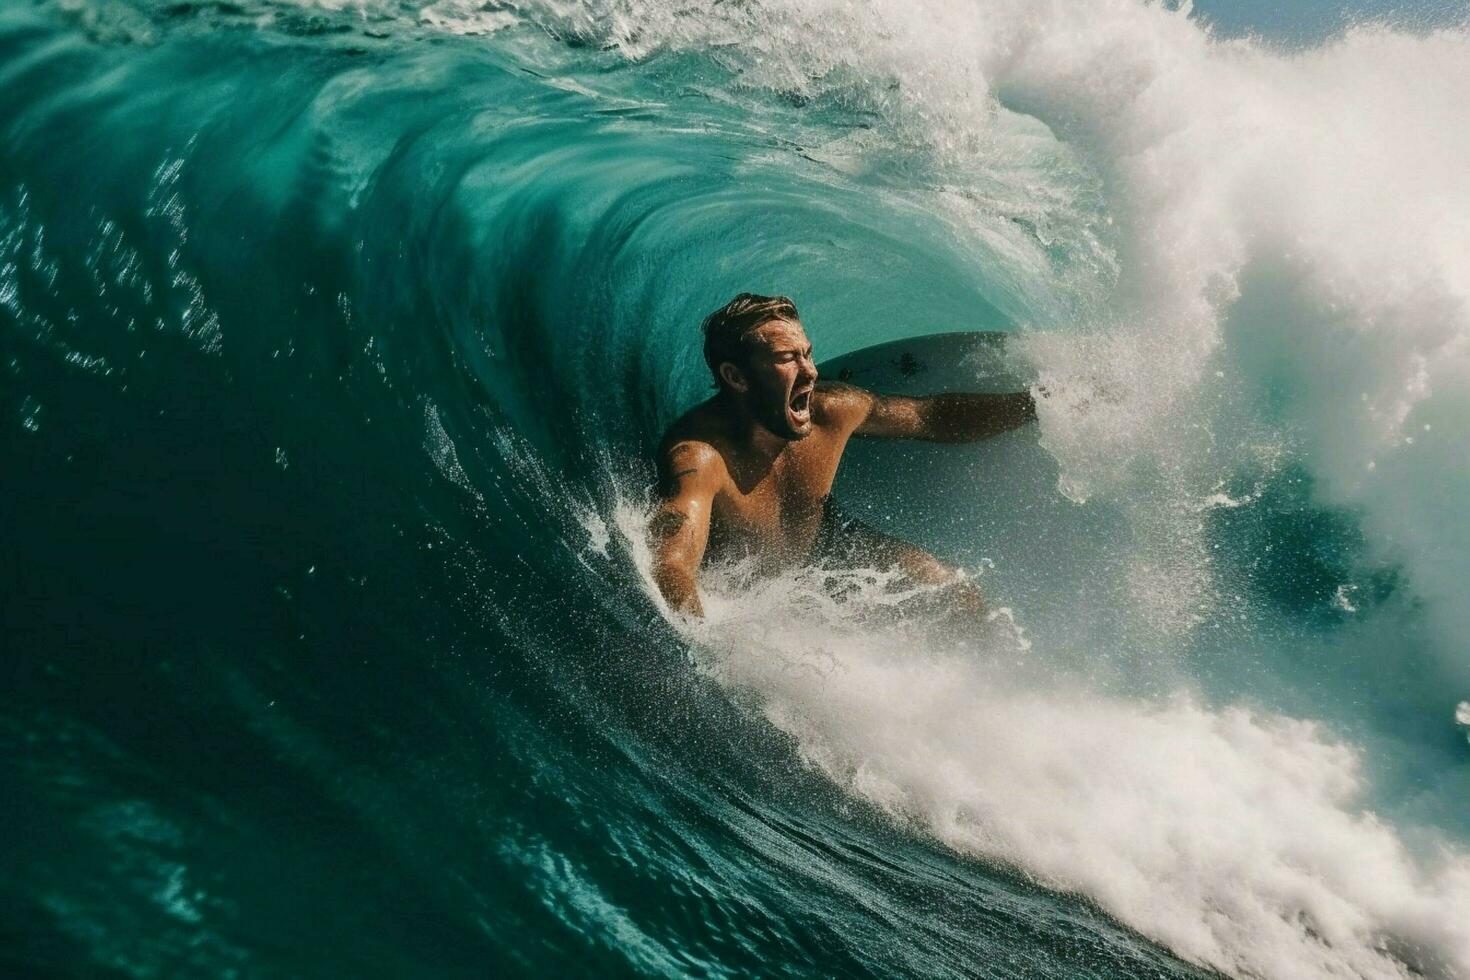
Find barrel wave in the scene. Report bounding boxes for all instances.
[3,1,1469,978]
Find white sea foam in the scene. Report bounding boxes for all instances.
[727,632,1470,980]
[699,610,1470,980]
[615,492,1470,977]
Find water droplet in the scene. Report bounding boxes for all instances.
[19,396,41,432]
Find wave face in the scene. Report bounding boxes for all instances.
[3,1,1469,977]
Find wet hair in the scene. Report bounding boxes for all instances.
[701,292,800,389]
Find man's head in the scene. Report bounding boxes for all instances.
[702,293,818,440]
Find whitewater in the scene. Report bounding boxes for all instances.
[3,0,1469,977]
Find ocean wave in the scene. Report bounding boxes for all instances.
[4,1,1469,976]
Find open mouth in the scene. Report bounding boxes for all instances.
[789,387,813,423]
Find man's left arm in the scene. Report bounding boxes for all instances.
[854,389,1037,442]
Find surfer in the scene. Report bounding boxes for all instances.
[650,293,1037,618]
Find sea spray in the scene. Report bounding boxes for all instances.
[613,491,1470,978]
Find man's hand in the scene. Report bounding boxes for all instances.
[649,441,721,617]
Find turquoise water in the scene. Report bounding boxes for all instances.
[3,1,1469,976]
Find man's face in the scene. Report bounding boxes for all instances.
[732,318,819,440]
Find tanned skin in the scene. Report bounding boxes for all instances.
[651,317,1036,618]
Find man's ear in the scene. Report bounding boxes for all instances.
[718,361,749,393]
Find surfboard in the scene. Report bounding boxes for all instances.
[818,331,1076,593]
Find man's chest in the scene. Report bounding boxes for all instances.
[710,439,846,553]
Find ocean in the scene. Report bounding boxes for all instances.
[3,1,1469,976]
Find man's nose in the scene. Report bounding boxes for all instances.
[800,354,818,381]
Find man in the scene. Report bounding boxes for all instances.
[650,293,1037,618]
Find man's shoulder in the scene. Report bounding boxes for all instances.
[657,404,728,474]
[814,380,874,426]
[658,436,724,470]
[655,434,726,497]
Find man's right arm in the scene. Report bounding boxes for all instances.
[649,441,721,618]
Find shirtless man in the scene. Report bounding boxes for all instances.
[650,293,1037,618]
